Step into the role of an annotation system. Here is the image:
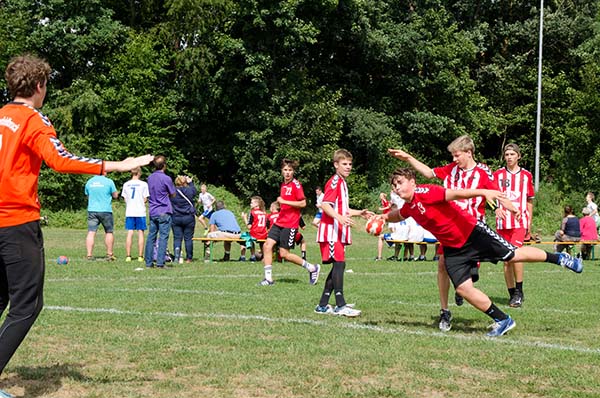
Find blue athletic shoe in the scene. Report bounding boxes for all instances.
[0,389,14,398]
[314,304,333,315]
[558,252,583,273]
[486,316,516,337]
[309,264,321,285]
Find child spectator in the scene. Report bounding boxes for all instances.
[585,192,600,229]
[314,149,373,317]
[579,207,598,260]
[197,184,215,234]
[311,186,324,227]
[121,167,149,262]
[379,192,391,214]
[268,201,280,230]
[241,196,268,261]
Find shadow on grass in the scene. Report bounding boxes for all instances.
[277,278,301,284]
[2,363,154,397]
[489,295,511,306]
[365,315,483,334]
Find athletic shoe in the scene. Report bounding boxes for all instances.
[137,257,144,262]
[86,256,94,261]
[0,389,14,398]
[106,254,116,261]
[239,256,246,262]
[432,255,440,261]
[314,304,334,315]
[486,316,516,337]
[374,257,383,261]
[558,252,583,273]
[387,256,397,261]
[250,256,257,262]
[455,292,464,306]
[257,279,274,286]
[125,256,132,262]
[509,290,523,308]
[438,309,452,332]
[309,264,321,285]
[333,305,361,317]
[416,255,426,261]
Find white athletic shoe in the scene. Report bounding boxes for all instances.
[334,305,361,317]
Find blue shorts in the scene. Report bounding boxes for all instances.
[314,212,322,220]
[201,209,214,218]
[125,216,147,231]
[87,212,114,233]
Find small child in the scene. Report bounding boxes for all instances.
[197,184,215,233]
[267,201,280,230]
[315,149,373,317]
[241,196,268,261]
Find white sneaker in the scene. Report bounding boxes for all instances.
[334,305,361,317]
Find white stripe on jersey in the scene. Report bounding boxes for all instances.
[495,167,534,229]
[317,175,352,244]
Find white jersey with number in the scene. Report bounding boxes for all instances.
[494,167,534,229]
[121,179,149,217]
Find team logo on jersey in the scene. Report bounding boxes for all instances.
[0,116,20,132]
[330,175,340,190]
[292,179,302,189]
[415,187,430,194]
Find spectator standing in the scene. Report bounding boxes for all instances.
[0,54,152,397]
[554,205,581,254]
[208,200,244,261]
[197,184,216,234]
[493,143,534,308]
[121,167,149,262]
[579,207,598,260]
[85,174,119,261]
[144,155,176,268]
[585,192,599,229]
[311,186,324,227]
[171,175,198,263]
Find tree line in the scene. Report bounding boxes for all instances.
[1,0,598,211]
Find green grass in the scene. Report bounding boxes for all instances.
[2,225,600,397]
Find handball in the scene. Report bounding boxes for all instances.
[365,217,384,236]
[56,255,69,265]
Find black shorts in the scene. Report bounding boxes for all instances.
[267,225,297,250]
[444,221,516,288]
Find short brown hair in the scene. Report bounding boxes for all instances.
[5,55,51,98]
[333,149,352,162]
[390,167,416,184]
[281,158,299,170]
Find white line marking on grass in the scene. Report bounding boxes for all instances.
[45,305,600,356]
[103,287,257,297]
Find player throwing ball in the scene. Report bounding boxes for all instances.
[380,167,583,336]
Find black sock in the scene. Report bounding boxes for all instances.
[485,303,508,322]
[332,261,346,307]
[319,270,334,307]
[515,281,523,292]
[508,287,516,297]
[545,252,560,264]
[302,251,306,260]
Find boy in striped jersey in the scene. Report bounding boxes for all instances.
[493,143,534,308]
[314,149,373,317]
[389,135,498,332]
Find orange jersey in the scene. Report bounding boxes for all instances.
[0,102,103,227]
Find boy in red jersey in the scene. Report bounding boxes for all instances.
[259,159,321,286]
[381,168,582,336]
[389,135,498,332]
[241,196,268,261]
[0,55,152,396]
[493,143,535,308]
[314,149,373,317]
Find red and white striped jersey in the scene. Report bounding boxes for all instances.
[433,162,497,220]
[493,167,534,230]
[317,174,351,244]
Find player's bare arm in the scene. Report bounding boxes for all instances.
[277,196,306,208]
[446,188,520,217]
[387,148,435,178]
[104,154,154,173]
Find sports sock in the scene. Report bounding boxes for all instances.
[485,303,508,322]
[319,271,334,307]
[508,287,516,297]
[332,261,346,308]
[545,252,560,264]
[302,250,306,260]
[515,281,523,292]
[264,265,273,281]
[302,260,315,272]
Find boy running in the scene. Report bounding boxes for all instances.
[314,149,373,317]
[380,168,582,337]
[259,159,320,286]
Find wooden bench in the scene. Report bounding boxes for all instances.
[523,240,600,259]
[384,240,440,262]
[192,237,266,262]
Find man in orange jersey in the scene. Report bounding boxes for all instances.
[0,54,152,396]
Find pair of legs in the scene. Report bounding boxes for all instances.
[171,214,196,261]
[499,228,525,306]
[261,226,318,284]
[206,231,243,260]
[376,235,401,259]
[0,221,45,376]
[86,212,115,258]
[144,214,172,266]
[125,230,145,258]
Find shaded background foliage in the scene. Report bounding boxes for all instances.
[0,0,599,210]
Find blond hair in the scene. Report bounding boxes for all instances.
[447,135,475,154]
[333,149,353,162]
[174,175,188,187]
[251,196,265,211]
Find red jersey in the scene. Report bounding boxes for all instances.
[381,198,390,214]
[275,178,305,228]
[247,208,268,239]
[493,167,534,230]
[433,162,497,220]
[0,102,103,227]
[268,211,279,229]
[399,184,476,248]
[317,174,352,244]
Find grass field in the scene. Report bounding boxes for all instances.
[1,226,600,398]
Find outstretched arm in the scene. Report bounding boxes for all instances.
[388,148,435,179]
[104,155,154,173]
[446,189,519,217]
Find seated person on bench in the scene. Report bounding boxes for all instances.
[208,200,244,261]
